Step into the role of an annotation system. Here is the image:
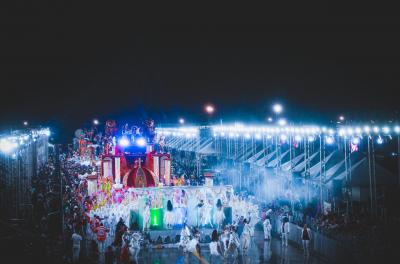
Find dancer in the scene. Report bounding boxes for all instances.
[164,200,174,229]
[186,227,201,256]
[197,199,204,227]
[179,223,191,252]
[263,217,272,240]
[225,225,240,259]
[209,230,222,263]
[202,200,213,228]
[281,217,290,247]
[220,226,230,254]
[241,219,252,254]
[215,199,225,231]
[128,232,142,262]
[143,203,150,231]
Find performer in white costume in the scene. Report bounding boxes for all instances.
[226,226,240,258]
[241,219,252,254]
[164,200,174,229]
[263,218,272,240]
[220,227,230,254]
[143,204,150,231]
[202,200,213,228]
[215,199,225,232]
[179,223,191,252]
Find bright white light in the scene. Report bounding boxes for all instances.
[322,127,327,133]
[325,136,334,145]
[355,127,362,134]
[373,126,380,133]
[278,118,287,126]
[245,133,251,139]
[308,136,315,142]
[395,126,400,134]
[339,115,345,121]
[328,129,334,135]
[93,119,99,125]
[118,136,130,147]
[352,137,360,145]
[205,104,215,114]
[377,136,383,144]
[382,126,390,134]
[338,128,346,137]
[0,139,18,154]
[267,117,273,122]
[136,137,147,147]
[295,135,302,142]
[347,127,354,135]
[364,126,371,133]
[272,103,283,114]
[23,121,28,126]
[221,132,225,137]
[255,134,261,140]
[179,118,185,124]
[280,134,288,142]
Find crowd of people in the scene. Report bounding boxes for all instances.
[28,139,388,263]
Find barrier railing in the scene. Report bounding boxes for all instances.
[271,217,354,262]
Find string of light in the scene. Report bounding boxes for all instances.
[0,128,50,154]
[156,124,400,141]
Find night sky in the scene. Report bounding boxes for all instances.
[2,4,400,142]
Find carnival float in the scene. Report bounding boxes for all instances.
[73,119,259,231]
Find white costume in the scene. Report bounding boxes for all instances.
[186,237,199,254]
[220,230,230,253]
[202,202,213,227]
[281,221,290,246]
[209,241,220,256]
[128,232,142,262]
[164,210,174,229]
[179,225,191,251]
[263,219,272,240]
[241,223,252,253]
[215,208,225,230]
[143,206,150,231]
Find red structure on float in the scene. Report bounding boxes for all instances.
[100,125,171,189]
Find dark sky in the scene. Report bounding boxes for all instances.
[2,3,400,141]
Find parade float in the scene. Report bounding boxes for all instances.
[74,119,259,231]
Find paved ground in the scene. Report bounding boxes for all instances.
[111,231,326,264]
